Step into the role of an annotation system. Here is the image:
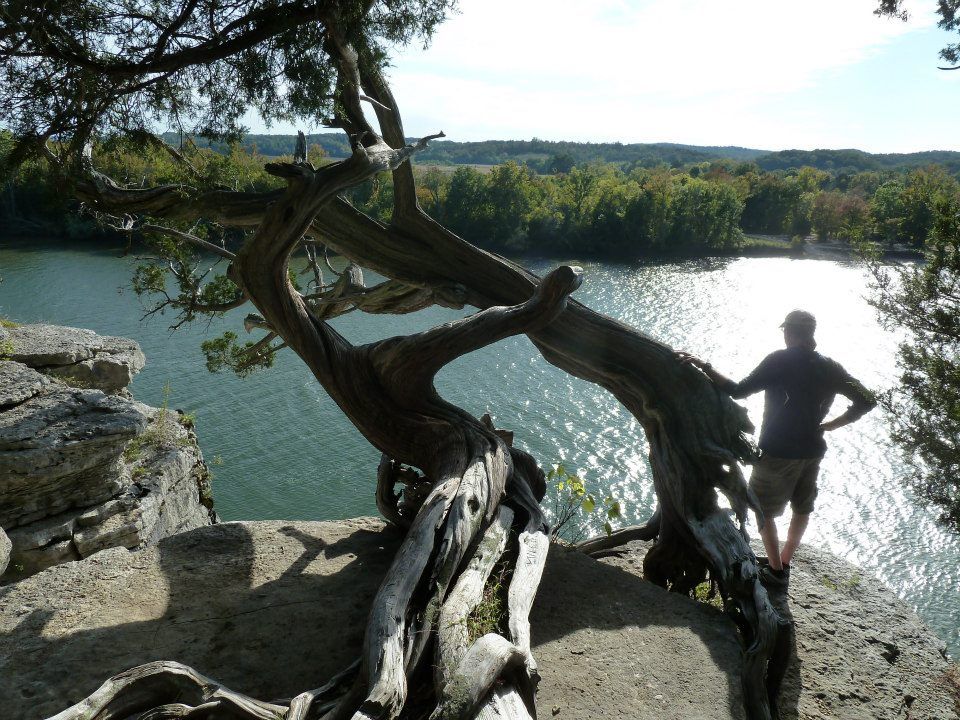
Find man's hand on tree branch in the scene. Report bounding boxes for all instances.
[676,351,733,387]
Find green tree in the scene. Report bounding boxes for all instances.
[546,152,576,174]
[868,199,960,529]
[668,177,743,251]
[741,172,804,234]
[898,167,959,247]
[415,166,450,215]
[484,161,541,248]
[811,190,844,240]
[871,1,960,533]
[871,180,906,243]
[586,175,643,257]
[442,166,490,239]
[635,167,675,249]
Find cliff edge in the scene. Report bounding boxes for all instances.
[0,323,215,581]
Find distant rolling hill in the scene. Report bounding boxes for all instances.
[753,148,960,175]
[163,132,960,174]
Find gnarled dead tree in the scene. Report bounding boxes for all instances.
[2,2,784,719]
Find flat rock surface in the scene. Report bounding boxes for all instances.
[0,520,954,720]
[778,544,956,720]
[535,544,745,720]
[600,541,957,720]
[1,324,102,365]
[0,519,399,719]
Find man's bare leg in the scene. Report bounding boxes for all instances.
[780,513,810,567]
[759,516,783,571]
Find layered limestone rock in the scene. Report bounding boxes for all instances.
[0,324,214,582]
[0,323,146,394]
[0,362,146,529]
[0,519,954,720]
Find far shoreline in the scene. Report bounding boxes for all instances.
[0,230,921,265]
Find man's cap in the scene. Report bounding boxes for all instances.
[780,309,816,331]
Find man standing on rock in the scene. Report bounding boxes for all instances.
[679,310,876,589]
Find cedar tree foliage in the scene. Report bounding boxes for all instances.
[874,0,960,529]
[876,0,960,68]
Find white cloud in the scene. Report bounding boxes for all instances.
[385,0,941,148]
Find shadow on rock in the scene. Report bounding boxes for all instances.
[531,544,748,720]
[0,519,403,720]
[2,521,794,720]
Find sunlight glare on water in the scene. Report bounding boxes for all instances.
[0,239,957,657]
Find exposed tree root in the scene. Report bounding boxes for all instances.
[46,661,287,720]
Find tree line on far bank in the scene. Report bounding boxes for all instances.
[2,131,959,260]
[351,157,958,258]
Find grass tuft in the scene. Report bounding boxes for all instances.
[466,568,508,643]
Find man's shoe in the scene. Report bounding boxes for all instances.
[759,564,790,590]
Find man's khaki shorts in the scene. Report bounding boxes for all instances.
[748,455,821,518]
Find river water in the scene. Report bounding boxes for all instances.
[1,237,957,657]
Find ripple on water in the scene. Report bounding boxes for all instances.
[0,240,957,657]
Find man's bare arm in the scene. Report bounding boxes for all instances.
[820,376,877,432]
[677,352,732,385]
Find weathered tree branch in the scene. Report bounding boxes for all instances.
[575,507,662,555]
[141,224,236,260]
[46,661,287,720]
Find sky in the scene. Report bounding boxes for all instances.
[254,0,960,153]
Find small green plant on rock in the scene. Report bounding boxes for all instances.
[693,581,725,610]
[147,382,181,448]
[123,436,144,463]
[820,572,862,593]
[57,375,97,389]
[547,464,623,543]
[122,382,192,462]
[178,411,197,429]
[194,462,215,510]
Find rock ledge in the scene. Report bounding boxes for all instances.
[0,323,214,581]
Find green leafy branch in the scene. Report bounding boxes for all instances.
[201,330,285,378]
[546,464,623,543]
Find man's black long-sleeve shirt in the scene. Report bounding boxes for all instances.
[720,346,876,459]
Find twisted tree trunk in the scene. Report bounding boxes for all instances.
[51,36,783,720]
